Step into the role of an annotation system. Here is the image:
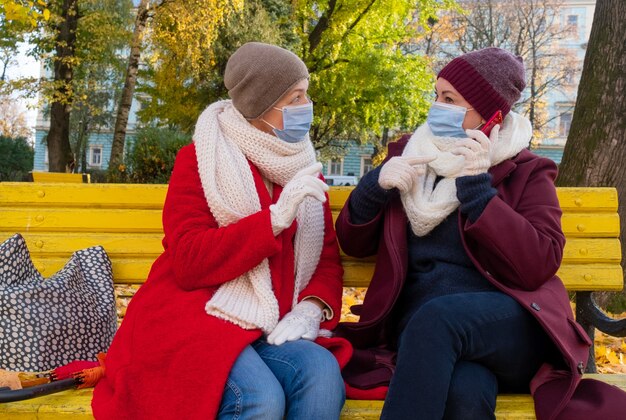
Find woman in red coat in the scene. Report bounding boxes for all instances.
[335,47,626,419]
[92,42,345,419]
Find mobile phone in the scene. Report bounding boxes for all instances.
[481,110,503,137]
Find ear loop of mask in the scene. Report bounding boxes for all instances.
[466,108,485,130]
[261,97,312,130]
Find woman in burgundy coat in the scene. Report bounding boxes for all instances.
[335,47,626,419]
[92,43,346,419]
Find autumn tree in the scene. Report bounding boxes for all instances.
[106,0,241,180]
[297,0,454,154]
[2,1,133,172]
[137,0,285,132]
[43,0,80,172]
[0,0,49,27]
[557,0,626,264]
[108,0,150,178]
[70,0,133,173]
[0,95,31,138]
[138,0,453,158]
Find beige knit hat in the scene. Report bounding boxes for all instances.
[224,42,309,119]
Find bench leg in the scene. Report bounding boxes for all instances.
[575,293,597,373]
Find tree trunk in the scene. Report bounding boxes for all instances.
[557,0,626,269]
[47,0,78,173]
[108,0,150,177]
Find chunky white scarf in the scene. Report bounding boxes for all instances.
[401,111,533,236]
[193,100,325,334]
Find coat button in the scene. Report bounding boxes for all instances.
[578,362,584,374]
[530,302,541,311]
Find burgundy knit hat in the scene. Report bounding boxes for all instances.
[438,47,526,120]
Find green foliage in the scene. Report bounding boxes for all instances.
[138,0,287,132]
[0,0,49,28]
[298,0,454,150]
[70,0,133,173]
[139,0,453,155]
[123,127,191,184]
[0,135,33,181]
[2,0,133,145]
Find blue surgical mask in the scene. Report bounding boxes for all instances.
[264,102,313,143]
[426,102,471,138]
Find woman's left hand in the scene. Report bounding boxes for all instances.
[451,125,499,177]
[267,300,323,346]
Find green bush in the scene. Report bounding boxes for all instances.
[124,127,191,184]
[0,135,34,181]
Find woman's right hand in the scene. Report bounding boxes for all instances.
[378,156,436,193]
[269,162,329,235]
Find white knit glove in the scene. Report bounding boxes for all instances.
[378,156,436,193]
[270,163,328,235]
[267,300,323,346]
[451,125,499,177]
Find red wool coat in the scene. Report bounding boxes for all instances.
[335,137,626,420]
[92,144,345,419]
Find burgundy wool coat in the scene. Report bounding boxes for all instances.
[334,137,626,420]
[92,144,346,419]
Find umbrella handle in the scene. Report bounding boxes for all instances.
[0,378,78,403]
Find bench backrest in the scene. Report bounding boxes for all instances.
[30,172,91,183]
[0,182,621,291]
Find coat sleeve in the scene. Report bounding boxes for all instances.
[335,193,385,258]
[461,157,565,291]
[334,136,408,258]
[299,197,344,330]
[162,144,282,291]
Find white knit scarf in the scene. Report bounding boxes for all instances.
[401,111,533,236]
[193,100,325,334]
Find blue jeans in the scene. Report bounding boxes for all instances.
[217,339,345,420]
[381,292,557,420]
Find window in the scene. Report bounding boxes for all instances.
[559,112,573,137]
[327,159,343,176]
[566,14,579,37]
[90,146,103,167]
[567,14,578,27]
[361,156,373,177]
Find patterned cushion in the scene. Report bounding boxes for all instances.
[0,233,117,371]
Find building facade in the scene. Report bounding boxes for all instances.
[532,0,596,164]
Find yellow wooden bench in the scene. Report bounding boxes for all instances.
[0,182,624,419]
[30,172,91,183]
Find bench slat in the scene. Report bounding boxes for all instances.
[0,232,164,257]
[556,187,619,212]
[2,184,618,213]
[25,256,623,291]
[561,213,620,237]
[2,373,625,420]
[342,262,624,291]
[329,211,619,238]
[31,257,157,282]
[0,209,163,233]
[0,182,167,209]
[3,233,619,265]
[2,208,618,238]
[327,187,619,212]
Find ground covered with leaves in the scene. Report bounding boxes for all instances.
[115,285,626,373]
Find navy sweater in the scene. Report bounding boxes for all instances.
[348,166,498,334]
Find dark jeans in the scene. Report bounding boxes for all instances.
[381,292,557,420]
